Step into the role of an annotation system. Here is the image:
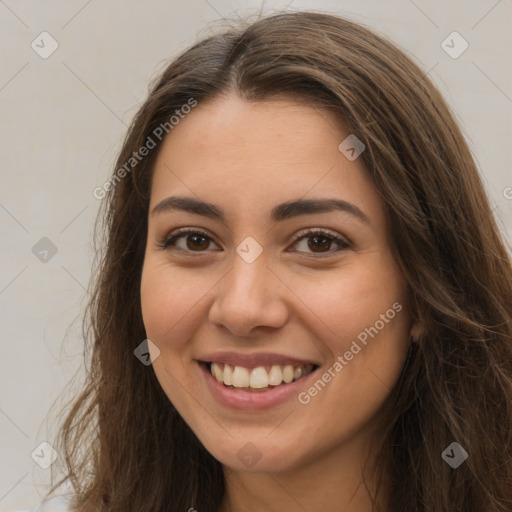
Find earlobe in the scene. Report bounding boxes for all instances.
[409,322,423,344]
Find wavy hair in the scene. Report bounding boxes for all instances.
[49,10,512,511]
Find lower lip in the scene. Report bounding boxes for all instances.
[198,362,319,411]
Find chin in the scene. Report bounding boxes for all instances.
[196,430,307,473]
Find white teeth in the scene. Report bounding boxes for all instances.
[232,366,249,387]
[282,365,294,383]
[212,362,223,383]
[209,362,314,390]
[223,364,233,386]
[268,365,283,386]
[249,367,268,388]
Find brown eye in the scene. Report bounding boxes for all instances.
[184,233,210,251]
[158,229,218,252]
[307,235,332,252]
[290,229,351,256]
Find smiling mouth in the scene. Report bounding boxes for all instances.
[201,361,318,392]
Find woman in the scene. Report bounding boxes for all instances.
[20,10,512,512]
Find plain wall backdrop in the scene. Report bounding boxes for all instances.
[1,0,511,509]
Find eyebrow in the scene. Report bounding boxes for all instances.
[151,195,371,226]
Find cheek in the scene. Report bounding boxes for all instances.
[141,261,185,343]
[291,255,406,352]
[140,261,205,409]
[140,258,215,350]
[293,263,409,440]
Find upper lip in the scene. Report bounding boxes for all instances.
[197,351,320,369]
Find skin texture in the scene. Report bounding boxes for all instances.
[140,94,419,511]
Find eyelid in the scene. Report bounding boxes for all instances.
[290,226,349,244]
[157,226,351,255]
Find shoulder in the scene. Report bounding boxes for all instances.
[12,495,74,512]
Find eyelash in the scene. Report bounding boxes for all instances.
[156,227,351,257]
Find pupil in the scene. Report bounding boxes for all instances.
[309,236,330,252]
[187,235,208,250]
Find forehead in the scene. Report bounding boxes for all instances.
[149,94,385,230]
[154,95,348,173]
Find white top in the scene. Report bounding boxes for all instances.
[11,496,72,512]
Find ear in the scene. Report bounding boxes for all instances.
[409,321,424,343]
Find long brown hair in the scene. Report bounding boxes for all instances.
[49,10,512,511]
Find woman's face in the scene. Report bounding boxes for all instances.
[140,94,415,473]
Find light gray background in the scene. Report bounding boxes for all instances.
[1,0,511,509]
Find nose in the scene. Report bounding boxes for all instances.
[208,249,289,337]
